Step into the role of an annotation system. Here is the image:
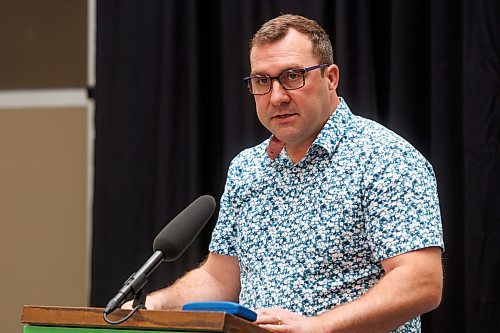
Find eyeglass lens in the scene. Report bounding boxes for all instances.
[249,70,304,95]
[245,64,328,95]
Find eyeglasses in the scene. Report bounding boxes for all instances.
[244,64,328,95]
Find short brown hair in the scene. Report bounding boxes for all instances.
[250,14,334,65]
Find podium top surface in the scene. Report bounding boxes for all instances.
[22,305,269,333]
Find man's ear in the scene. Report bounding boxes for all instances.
[326,64,340,91]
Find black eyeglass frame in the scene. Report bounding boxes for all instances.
[243,64,329,95]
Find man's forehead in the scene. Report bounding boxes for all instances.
[249,32,315,73]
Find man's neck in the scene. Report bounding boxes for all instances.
[285,143,312,164]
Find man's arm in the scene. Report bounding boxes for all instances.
[123,252,241,310]
[255,246,443,333]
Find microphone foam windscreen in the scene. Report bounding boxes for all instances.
[153,195,216,261]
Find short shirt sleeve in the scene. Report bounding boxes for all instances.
[363,145,444,261]
[209,159,240,256]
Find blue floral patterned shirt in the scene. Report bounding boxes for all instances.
[209,98,444,332]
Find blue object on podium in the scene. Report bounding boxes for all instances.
[182,301,257,321]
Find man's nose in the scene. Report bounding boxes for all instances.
[269,80,290,105]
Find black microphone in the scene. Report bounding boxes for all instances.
[103,195,216,314]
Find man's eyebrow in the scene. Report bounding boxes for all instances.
[250,64,303,76]
[249,72,269,76]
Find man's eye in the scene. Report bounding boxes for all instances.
[286,72,301,81]
[255,77,270,85]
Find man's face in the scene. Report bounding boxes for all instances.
[249,29,339,151]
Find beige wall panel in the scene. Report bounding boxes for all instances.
[0,0,87,89]
[0,107,88,331]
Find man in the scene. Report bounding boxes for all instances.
[126,14,444,333]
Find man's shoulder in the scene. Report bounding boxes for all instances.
[349,115,404,146]
[339,116,434,180]
[350,116,423,156]
[331,100,422,160]
[227,138,269,175]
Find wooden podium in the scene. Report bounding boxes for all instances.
[21,306,269,333]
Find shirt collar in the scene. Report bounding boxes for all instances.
[312,97,353,156]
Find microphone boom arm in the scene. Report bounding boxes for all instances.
[104,251,164,314]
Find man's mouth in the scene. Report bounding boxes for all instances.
[273,113,296,119]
